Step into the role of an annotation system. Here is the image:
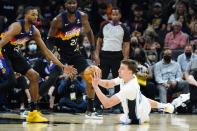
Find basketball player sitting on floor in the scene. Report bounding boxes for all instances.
[91,59,174,124]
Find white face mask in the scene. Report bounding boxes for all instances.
[28,44,37,52]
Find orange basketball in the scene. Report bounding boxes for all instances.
[83,65,101,83]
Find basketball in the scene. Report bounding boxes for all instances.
[83,65,101,83]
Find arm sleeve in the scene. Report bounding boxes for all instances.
[121,24,130,42]
[97,22,108,38]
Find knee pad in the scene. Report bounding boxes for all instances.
[83,65,101,83]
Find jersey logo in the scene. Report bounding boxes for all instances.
[77,19,81,24]
[11,37,30,45]
[65,23,69,27]
[56,28,81,41]
[29,30,33,35]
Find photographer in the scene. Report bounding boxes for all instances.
[57,75,87,113]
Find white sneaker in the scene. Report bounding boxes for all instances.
[85,112,103,119]
[119,114,131,125]
[163,103,174,113]
[171,93,190,108]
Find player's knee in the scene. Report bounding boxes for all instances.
[27,69,40,82]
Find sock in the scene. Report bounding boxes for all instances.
[157,103,166,109]
[87,98,94,112]
[27,99,31,103]
[28,102,38,112]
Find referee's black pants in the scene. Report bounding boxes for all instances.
[95,51,123,110]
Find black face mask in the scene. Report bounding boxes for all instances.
[185,52,192,58]
[132,42,139,48]
[134,54,145,64]
[163,55,171,63]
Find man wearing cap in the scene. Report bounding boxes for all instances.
[148,2,167,33]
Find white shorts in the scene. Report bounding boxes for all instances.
[137,95,151,123]
[119,95,151,124]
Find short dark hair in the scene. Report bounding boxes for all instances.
[64,0,77,3]
[24,6,37,15]
[163,47,171,52]
[98,3,107,10]
[112,7,121,14]
[121,59,138,74]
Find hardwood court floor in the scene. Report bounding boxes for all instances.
[0,113,196,131]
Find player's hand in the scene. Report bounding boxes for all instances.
[91,72,100,88]
[63,65,77,75]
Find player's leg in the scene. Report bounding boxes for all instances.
[69,54,102,118]
[7,51,48,122]
[82,65,103,118]
[148,98,174,113]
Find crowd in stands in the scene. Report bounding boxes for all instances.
[1,0,197,114]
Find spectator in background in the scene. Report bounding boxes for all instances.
[143,25,161,50]
[57,75,87,113]
[167,1,187,31]
[154,48,189,103]
[33,58,62,100]
[79,0,99,35]
[190,22,197,50]
[148,2,166,33]
[133,47,156,100]
[165,21,189,49]
[187,3,197,29]
[91,2,108,36]
[177,15,190,34]
[177,44,197,73]
[16,5,24,20]
[129,36,140,58]
[128,5,147,35]
[0,54,15,111]
[9,73,30,114]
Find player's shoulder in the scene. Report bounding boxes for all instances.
[6,21,22,34]
[52,13,63,23]
[9,21,22,28]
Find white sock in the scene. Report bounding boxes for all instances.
[157,103,166,109]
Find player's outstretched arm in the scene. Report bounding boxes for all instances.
[33,27,77,75]
[92,72,120,108]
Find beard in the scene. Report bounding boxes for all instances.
[67,8,77,14]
